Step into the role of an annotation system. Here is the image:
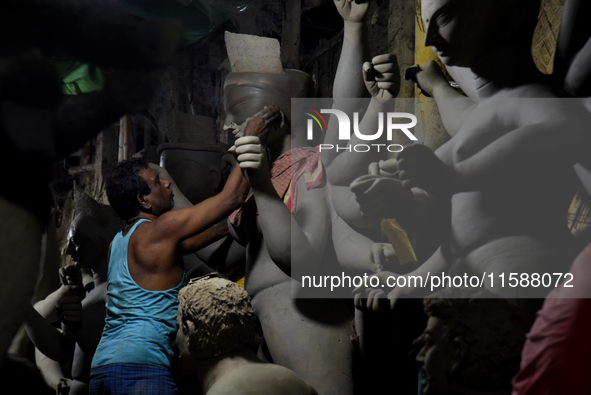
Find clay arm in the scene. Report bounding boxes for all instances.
[30,284,85,360]
[32,284,79,324]
[333,0,370,99]
[195,236,246,275]
[258,178,329,276]
[235,137,330,276]
[23,303,74,364]
[327,54,399,185]
[329,192,388,273]
[411,61,476,137]
[323,0,370,165]
[35,348,71,393]
[555,0,591,96]
[288,179,331,276]
[563,39,591,96]
[61,322,101,360]
[332,223,385,272]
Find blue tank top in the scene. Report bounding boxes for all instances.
[91,219,187,369]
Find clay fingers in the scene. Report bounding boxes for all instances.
[235,136,264,169]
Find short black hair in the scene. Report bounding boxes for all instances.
[106,158,150,220]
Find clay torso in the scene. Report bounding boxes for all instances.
[434,83,581,277]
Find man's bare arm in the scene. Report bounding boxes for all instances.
[146,164,249,249]
[179,223,229,254]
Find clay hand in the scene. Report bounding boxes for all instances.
[405,61,448,97]
[59,265,85,299]
[350,174,413,220]
[334,0,369,23]
[57,378,72,395]
[371,242,397,272]
[354,288,389,314]
[353,270,400,314]
[56,297,82,330]
[234,136,271,188]
[363,53,400,100]
[384,280,414,310]
[59,265,83,287]
[397,144,455,197]
[243,105,286,146]
[368,158,399,176]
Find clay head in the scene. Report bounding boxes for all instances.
[106,157,174,220]
[65,215,108,271]
[66,191,123,270]
[222,70,314,140]
[176,277,256,360]
[422,0,541,67]
[413,288,526,395]
[222,32,314,150]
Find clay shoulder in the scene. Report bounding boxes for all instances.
[493,82,557,99]
[207,363,318,395]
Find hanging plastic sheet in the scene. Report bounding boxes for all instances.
[56,0,253,94]
[120,0,253,47]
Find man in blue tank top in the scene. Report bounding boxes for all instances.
[89,109,280,394]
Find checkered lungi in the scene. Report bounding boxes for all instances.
[89,363,178,395]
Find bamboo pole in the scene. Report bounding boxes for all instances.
[118,115,132,162]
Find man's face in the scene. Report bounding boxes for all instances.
[422,0,491,67]
[415,316,458,395]
[139,167,174,216]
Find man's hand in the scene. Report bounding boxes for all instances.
[406,61,448,98]
[397,144,456,197]
[334,0,369,23]
[243,105,285,146]
[350,174,413,220]
[56,297,82,330]
[363,53,400,100]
